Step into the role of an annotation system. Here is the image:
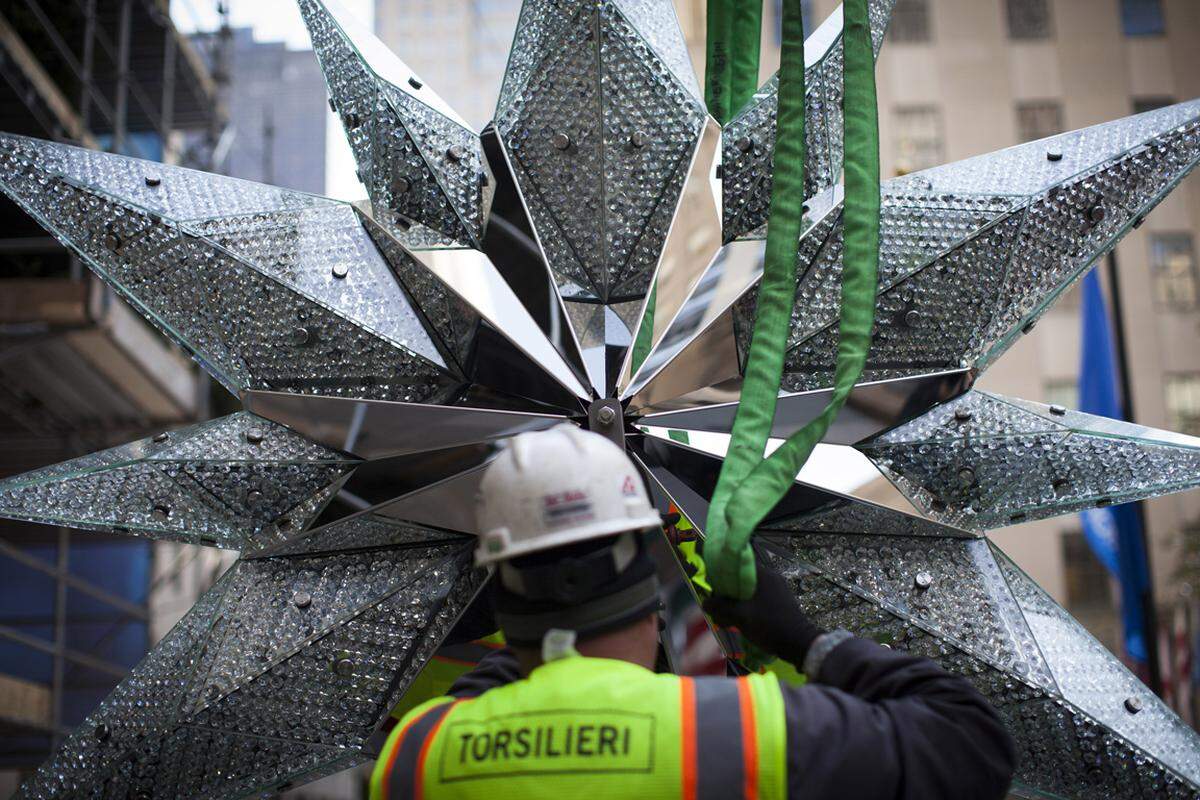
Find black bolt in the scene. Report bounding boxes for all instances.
[1049,403,1067,415]
[954,408,973,422]
[408,76,423,90]
[1046,149,1063,162]
[552,132,571,151]
[245,427,264,444]
[629,130,648,149]
[153,432,170,443]
[1087,205,1107,224]
[144,174,161,187]
[1124,696,1143,714]
[291,327,311,346]
[446,144,466,162]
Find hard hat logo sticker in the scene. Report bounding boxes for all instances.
[621,476,638,497]
[542,490,595,529]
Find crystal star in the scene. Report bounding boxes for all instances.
[1,1,1199,797]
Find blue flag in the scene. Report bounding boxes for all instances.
[1078,269,1152,664]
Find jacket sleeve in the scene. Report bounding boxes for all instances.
[446,647,522,697]
[781,636,1015,800]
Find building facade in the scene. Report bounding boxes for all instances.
[834,0,1200,652]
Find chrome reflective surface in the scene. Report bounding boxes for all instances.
[243,391,565,460]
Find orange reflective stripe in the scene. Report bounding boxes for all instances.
[379,701,445,800]
[414,700,459,800]
[736,678,759,800]
[680,678,698,800]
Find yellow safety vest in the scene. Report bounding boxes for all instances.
[371,655,786,800]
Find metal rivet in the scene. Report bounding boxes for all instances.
[246,489,264,505]
[629,130,648,149]
[903,310,922,328]
[245,427,264,444]
[957,467,976,486]
[1010,511,1027,522]
[1125,696,1143,714]
[735,136,752,152]
[1087,204,1107,224]
[1049,403,1067,415]
[408,76,423,89]
[954,408,973,422]
[393,176,411,194]
[103,230,122,252]
[293,591,312,609]
[914,572,933,591]
[1046,149,1062,162]
[446,144,466,162]
[1133,215,1145,229]
[333,656,354,677]
[596,406,617,425]
[291,326,311,346]
[153,432,170,443]
[714,164,724,180]
[552,132,571,151]
[331,263,350,279]
[1022,320,1037,335]
[144,174,161,187]
[344,113,361,129]
[1052,478,1071,495]
[328,98,336,113]
[95,723,111,742]
[152,504,170,521]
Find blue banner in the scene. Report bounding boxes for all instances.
[1078,269,1152,663]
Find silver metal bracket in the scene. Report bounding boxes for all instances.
[587,398,625,450]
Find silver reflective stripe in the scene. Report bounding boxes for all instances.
[388,701,456,800]
[693,677,745,800]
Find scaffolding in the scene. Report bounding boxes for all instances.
[0,0,229,776]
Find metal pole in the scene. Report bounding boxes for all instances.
[1105,249,1164,696]
[50,527,68,749]
[161,25,177,161]
[79,0,96,129]
[113,0,133,154]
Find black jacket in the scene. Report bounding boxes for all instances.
[447,635,1015,800]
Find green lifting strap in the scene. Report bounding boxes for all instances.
[705,0,763,124]
[704,0,881,600]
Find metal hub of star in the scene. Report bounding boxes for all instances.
[1,0,1199,797]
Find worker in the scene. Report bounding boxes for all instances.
[371,424,1015,800]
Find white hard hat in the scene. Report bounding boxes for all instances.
[475,423,661,566]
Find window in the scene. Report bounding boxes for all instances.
[1121,0,1165,36]
[1044,379,1078,411]
[1006,0,1053,40]
[1150,233,1199,311]
[1166,374,1200,436]
[889,0,931,43]
[1133,96,1174,115]
[1016,101,1064,143]
[893,106,944,175]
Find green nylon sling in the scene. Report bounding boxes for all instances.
[703,0,881,600]
[704,0,764,125]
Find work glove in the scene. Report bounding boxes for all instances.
[701,546,824,667]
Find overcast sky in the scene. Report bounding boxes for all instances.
[170,0,373,200]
